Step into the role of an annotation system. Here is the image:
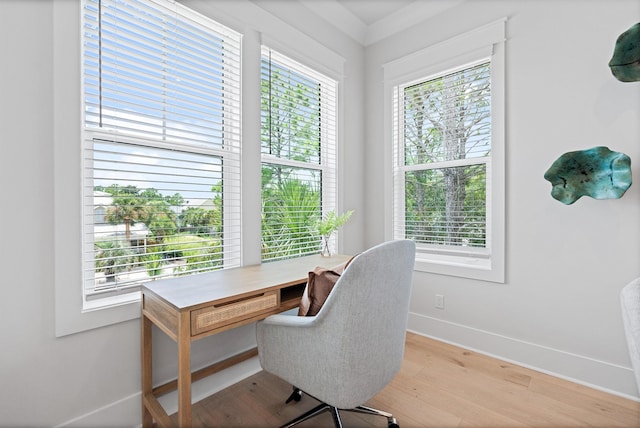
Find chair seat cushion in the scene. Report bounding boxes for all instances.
[298,257,354,316]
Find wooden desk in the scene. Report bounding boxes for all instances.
[141,254,351,427]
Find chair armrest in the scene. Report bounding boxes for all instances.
[258,314,316,327]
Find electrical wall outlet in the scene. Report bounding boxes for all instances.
[435,294,445,309]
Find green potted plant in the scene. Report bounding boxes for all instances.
[316,210,353,257]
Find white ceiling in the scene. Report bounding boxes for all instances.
[297,0,465,45]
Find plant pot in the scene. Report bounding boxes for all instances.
[321,235,332,257]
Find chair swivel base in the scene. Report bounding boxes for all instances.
[280,388,399,428]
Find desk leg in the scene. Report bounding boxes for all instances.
[177,311,192,427]
[141,314,153,428]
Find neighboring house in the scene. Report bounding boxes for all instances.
[93,190,112,225]
[183,197,216,210]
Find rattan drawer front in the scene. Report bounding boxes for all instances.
[191,291,280,336]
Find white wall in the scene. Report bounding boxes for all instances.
[0,0,364,426]
[365,0,640,398]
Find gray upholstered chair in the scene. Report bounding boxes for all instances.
[256,240,416,428]
[621,278,640,394]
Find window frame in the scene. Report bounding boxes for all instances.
[82,0,242,306]
[53,0,242,336]
[259,46,339,262]
[384,19,506,283]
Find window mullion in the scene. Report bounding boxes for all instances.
[402,156,488,172]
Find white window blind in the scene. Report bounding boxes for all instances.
[260,47,338,261]
[394,61,491,252]
[82,0,241,302]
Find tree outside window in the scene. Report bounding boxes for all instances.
[398,62,491,250]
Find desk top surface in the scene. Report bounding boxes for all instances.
[142,254,352,310]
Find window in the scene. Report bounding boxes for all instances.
[82,0,241,306]
[396,62,490,249]
[260,47,338,261]
[386,19,505,282]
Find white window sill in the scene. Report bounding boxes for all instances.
[83,291,141,312]
[415,251,504,283]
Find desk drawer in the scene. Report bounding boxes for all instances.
[191,291,280,336]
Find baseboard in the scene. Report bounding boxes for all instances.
[407,312,640,401]
[54,391,142,428]
[55,356,262,427]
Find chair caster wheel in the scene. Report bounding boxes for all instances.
[285,387,302,403]
[387,417,399,428]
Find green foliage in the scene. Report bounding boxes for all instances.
[104,191,147,241]
[261,173,321,259]
[316,210,353,237]
[94,182,224,283]
[261,66,320,163]
[143,251,163,279]
[144,199,177,239]
[101,185,202,241]
[179,207,220,235]
[164,192,184,207]
[164,234,222,275]
[404,165,486,247]
[94,240,134,282]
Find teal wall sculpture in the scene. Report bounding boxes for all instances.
[609,22,640,82]
[544,146,632,205]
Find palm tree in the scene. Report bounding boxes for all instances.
[261,177,321,258]
[105,193,147,242]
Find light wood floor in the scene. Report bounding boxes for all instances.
[178,332,640,427]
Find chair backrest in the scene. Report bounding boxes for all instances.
[311,240,415,407]
[621,278,640,394]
